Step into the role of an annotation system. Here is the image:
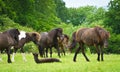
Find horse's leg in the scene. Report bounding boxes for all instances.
[61,44,65,56]
[95,45,100,61]
[50,47,52,57]
[6,48,12,63]
[100,46,104,61]
[45,48,48,57]
[0,50,2,61]
[81,46,90,62]
[20,47,27,62]
[11,48,18,62]
[55,44,61,58]
[38,45,44,57]
[73,46,81,62]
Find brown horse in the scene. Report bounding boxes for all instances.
[11,31,41,62]
[69,26,110,62]
[0,28,20,63]
[58,34,69,56]
[32,53,61,63]
[38,28,63,58]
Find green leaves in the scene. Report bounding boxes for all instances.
[105,0,120,34]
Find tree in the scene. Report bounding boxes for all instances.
[54,0,68,23]
[105,0,120,34]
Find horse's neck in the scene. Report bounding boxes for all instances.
[48,31,57,41]
[24,35,32,43]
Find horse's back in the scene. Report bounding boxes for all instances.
[0,33,8,46]
[81,28,99,45]
[76,28,89,42]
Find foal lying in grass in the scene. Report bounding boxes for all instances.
[32,53,61,63]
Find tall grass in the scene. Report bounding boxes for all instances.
[0,53,120,72]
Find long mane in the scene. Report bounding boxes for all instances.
[94,26,110,41]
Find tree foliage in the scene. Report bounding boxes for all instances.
[66,6,106,26]
[105,0,120,34]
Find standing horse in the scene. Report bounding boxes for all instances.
[58,34,69,56]
[0,28,20,63]
[38,28,63,58]
[69,26,110,62]
[11,31,41,62]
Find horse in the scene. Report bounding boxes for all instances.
[38,28,63,58]
[69,26,110,62]
[0,28,20,63]
[58,34,69,56]
[11,31,41,62]
[32,53,61,63]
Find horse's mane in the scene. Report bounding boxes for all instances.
[94,26,110,41]
[64,34,69,40]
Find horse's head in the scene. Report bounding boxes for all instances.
[62,34,70,48]
[102,31,110,48]
[55,28,63,38]
[27,32,41,45]
[95,26,110,48]
[8,28,20,45]
[33,53,38,58]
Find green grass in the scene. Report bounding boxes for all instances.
[0,53,120,72]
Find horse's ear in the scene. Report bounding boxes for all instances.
[56,28,63,32]
[15,29,20,35]
[32,33,37,37]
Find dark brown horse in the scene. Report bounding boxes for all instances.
[0,28,20,63]
[69,26,110,62]
[58,34,69,56]
[11,31,41,62]
[32,53,61,63]
[38,28,63,58]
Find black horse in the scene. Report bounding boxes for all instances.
[0,28,20,63]
[38,28,63,58]
[69,26,110,62]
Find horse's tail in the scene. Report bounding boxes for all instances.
[69,32,77,52]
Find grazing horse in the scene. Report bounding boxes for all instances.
[58,34,69,56]
[11,31,41,62]
[32,53,61,63]
[38,28,63,58]
[0,28,20,63]
[69,26,110,62]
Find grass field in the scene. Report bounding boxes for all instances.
[0,53,120,72]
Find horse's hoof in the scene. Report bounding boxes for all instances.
[87,60,90,62]
[0,58,3,62]
[86,59,90,62]
[8,61,12,63]
[97,59,100,62]
[11,59,15,62]
[101,60,104,61]
[73,59,76,62]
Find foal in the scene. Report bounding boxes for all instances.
[32,53,61,63]
[58,34,69,56]
[12,31,41,62]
